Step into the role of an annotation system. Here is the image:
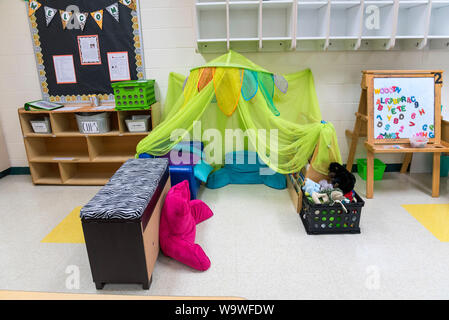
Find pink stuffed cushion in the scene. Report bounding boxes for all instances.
[169,180,191,202]
[160,180,213,271]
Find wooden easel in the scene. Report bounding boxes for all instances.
[346,70,449,198]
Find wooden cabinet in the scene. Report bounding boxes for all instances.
[18,103,161,185]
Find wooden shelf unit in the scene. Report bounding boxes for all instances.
[18,103,161,185]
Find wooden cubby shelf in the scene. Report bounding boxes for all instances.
[18,102,161,185]
[88,135,143,162]
[60,162,124,185]
[25,136,91,163]
[29,162,62,184]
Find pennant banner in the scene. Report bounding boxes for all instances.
[90,10,104,30]
[119,0,136,11]
[106,3,120,22]
[29,2,127,30]
[28,1,42,17]
[44,6,57,26]
[59,10,72,30]
[76,12,89,31]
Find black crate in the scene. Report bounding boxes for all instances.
[300,190,365,235]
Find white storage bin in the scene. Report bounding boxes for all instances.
[30,117,51,134]
[75,112,111,134]
[125,115,151,133]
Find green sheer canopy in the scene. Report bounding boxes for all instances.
[136,50,341,175]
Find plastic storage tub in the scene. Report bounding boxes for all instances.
[300,190,365,235]
[112,80,156,110]
[76,112,111,134]
[138,141,204,200]
[409,135,428,148]
[356,158,386,181]
[125,115,151,133]
[30,117,51,134]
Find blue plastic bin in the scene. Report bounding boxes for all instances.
[138,141,204,199]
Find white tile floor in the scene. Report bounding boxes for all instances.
[0,173,448,299]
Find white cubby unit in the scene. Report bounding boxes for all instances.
[195,0,449,52]
[229,0,260,52]
[359,1,397,50]
[261,0,295,51]
[395,0,431,49]
[428,0,449,49]
[328,1,364,50]
[195,1,228,52]
[296,1,330,50]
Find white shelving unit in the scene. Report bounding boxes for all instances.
[428,0,449,49]
[195,0,449,52]
[328,1,363,50]
[195,1,228,52]
[262,1,294,39]
[357,1,395,50]
[296,1,329,50]
[395,0,431,49]
[229,1,260,51]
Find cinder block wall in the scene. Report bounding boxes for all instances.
[0,0,448,167]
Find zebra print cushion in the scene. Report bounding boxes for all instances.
[80,158,169,220]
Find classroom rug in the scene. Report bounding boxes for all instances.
[41,206,85,244]
[402,204,449,242]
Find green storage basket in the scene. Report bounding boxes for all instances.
[356,158,386,181]
[112,80,156,110]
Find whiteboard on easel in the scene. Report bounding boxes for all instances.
[373,77,435,140]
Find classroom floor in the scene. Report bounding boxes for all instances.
[0,173,449,299]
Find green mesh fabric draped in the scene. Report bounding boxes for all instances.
[136,50,341,175]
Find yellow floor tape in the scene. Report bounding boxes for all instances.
[45,204,449,243]
[41,206,85,244]
[402,204,449,242]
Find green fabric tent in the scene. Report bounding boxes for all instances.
[136,50,341,175]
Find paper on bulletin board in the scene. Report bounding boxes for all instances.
[53,55,77,84]
[107,51,131,82]
[77,35,101,65]
[92,105,115,110]
[58,106,82,111]
[373,77,435,140]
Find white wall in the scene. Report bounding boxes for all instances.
[1,0,448,167]
[0,0,41,167]
[0,118,10,171]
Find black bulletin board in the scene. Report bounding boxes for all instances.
[27,0,144,103]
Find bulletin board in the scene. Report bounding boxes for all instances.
[26,0,145,104]
[373,77,436,141]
